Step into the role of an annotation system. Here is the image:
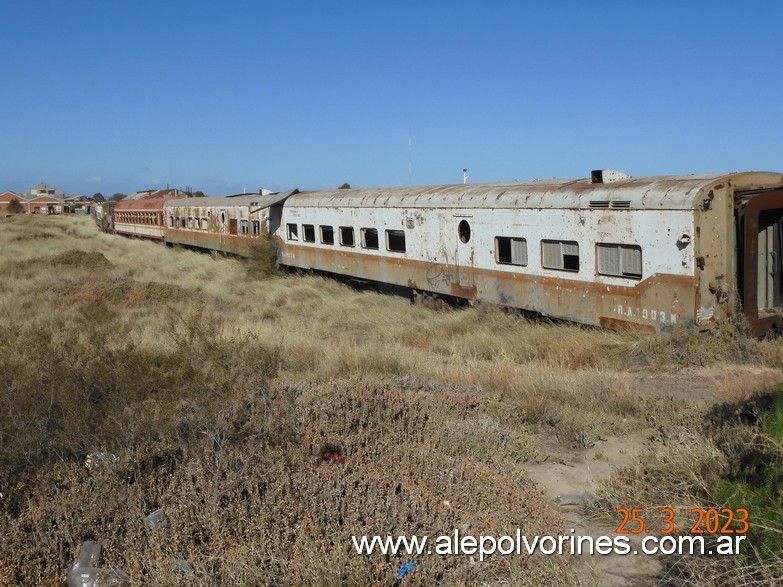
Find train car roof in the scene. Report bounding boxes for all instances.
[163,190,299,209]
[114,196,176,211]
[284,171,783,210]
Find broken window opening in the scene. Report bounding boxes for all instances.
[386,229,406,253]
[495,237,528,266]
[339,226,355,247]
[320,225,334,245]
[361,228,379,250]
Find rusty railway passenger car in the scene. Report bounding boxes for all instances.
[274,171,783,335]
[113,197,174,240]
[163,191,297,256]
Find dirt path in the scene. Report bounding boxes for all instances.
[527,434,663,585]
[526,365,783,586]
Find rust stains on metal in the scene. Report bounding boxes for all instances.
[450,282,478,299]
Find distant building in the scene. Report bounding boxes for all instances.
[22,182,65,200]
[126,188,189,201]
[26,196,63,214]
[0,191,22,213]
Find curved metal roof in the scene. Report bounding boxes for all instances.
[115,196,175,211]
[284,172,783,211]
[163,190,299,210]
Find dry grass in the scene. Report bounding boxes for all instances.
[1,214,782,585]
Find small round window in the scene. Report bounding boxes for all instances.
[458,219,471,243]
[220,211,226,224]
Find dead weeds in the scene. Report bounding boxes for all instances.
[3,215,783,585]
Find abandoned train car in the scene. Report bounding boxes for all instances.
[113,197,173,240]
[163,191,297,256]
[274,171,783,336]
[96,171,783,335]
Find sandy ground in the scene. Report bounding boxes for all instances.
[526,365,783,586]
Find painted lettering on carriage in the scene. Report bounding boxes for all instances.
[614,305,678,324]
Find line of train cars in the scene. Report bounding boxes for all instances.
[92,170,783,336]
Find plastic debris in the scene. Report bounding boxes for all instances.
[144,508,166,530]
[320,442,346,463]
[66,541,130,587]
[396,562,416,580]
[84,452,119,470]
[555,494,586,505]
[171,558,194,576]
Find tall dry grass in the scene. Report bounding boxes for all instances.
[1,214,782,585]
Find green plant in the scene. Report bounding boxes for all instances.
[7,198,24,214]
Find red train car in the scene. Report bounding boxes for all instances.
[114,193,185,240]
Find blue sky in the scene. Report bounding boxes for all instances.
[2,1,782,196]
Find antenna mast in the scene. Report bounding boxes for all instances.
[408,129,412,185]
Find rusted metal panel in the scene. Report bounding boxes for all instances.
[282,240,697,330]
[288,173,783,212]
[277,194,700,331]
[163,195,273,256]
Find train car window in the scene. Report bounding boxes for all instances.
[303,224,316,243]
[541,240,580,272]
[202,217,209,230]
[320,225,334,245]
[252,220,260,235]
[180,217,187,228]
[596,243,642,279]
[339,226,355,247]
[458,220,471,243]
[495,237,528,266]
[287,223,299,241]
[386,230,406,253]
[241,220,249,235]
[188,217,194,229]
[361,228,379,250]
[220,211,226,225]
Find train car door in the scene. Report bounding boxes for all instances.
[737,189,783,335]
[757,212,783,310]
[454,216,477,297]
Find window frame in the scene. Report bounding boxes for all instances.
[339,226,355,247]
[386,229,406,253]
[361,227,379,250]
[320,225,334,245]
[596,242,643,279]
[541,239,580,272]
[495,236,528,266]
